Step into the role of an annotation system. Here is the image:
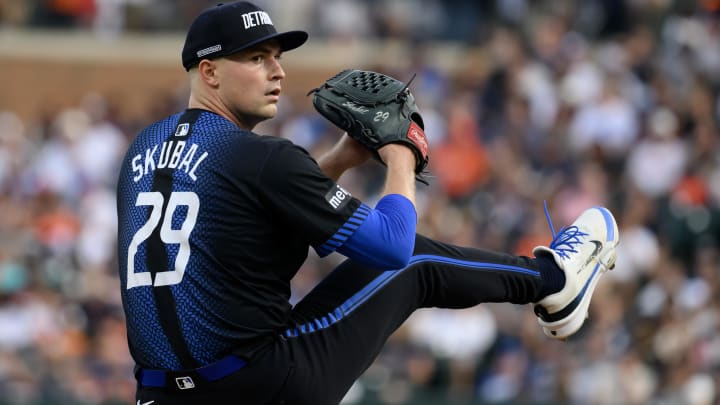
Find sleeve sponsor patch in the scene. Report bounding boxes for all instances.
[324,184,352,210]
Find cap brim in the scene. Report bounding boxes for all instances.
[224,30,309,56]
[274,30,309,52]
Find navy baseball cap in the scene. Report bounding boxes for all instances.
[181,1,308,71]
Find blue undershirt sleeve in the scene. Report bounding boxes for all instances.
[336,194,417,270]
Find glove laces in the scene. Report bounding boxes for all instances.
[543,201,588,260]
[396,73,417,101]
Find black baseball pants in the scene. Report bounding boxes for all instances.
[136,234,546,404]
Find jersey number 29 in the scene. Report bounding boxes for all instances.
[126,191,199,289]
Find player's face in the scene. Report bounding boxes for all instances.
[215,40,285,129]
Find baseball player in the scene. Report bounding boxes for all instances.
[116,2,620,404]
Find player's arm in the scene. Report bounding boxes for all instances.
[376,143,416,207]
[261,139,417,270]
[317,132,372,181]
[318,134,416,207]
[333,143,418,269]
[316,133,418,269]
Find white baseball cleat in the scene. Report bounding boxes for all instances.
[532,206,619,340]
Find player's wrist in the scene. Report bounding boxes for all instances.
[378,144,416,173]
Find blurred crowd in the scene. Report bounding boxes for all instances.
[1,0,720,404]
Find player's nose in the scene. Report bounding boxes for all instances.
[269,58,285,81]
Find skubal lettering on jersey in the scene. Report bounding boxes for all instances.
[130,140,208,182]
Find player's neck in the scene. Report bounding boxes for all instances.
[188,94,255,131]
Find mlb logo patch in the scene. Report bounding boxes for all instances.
[175,376,195,390]
[175,123,190,137]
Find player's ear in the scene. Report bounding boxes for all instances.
[197,59,220,87]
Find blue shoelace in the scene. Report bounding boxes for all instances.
[543,201,588,260]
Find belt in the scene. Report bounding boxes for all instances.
[138,355,247,387]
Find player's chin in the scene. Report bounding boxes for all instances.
[248,107,277,126]
[261,104,278,118]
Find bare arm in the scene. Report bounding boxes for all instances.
[318,133,417,208]
[317,133,372,181]
[377,144,417,208]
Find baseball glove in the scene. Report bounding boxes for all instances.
[308,69,429,183]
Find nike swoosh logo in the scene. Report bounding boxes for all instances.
[580,240,603,272]
[137,401,155,405]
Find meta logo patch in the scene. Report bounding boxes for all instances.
[325,184,352,210]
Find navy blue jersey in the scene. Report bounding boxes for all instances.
[117,109,364,369]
